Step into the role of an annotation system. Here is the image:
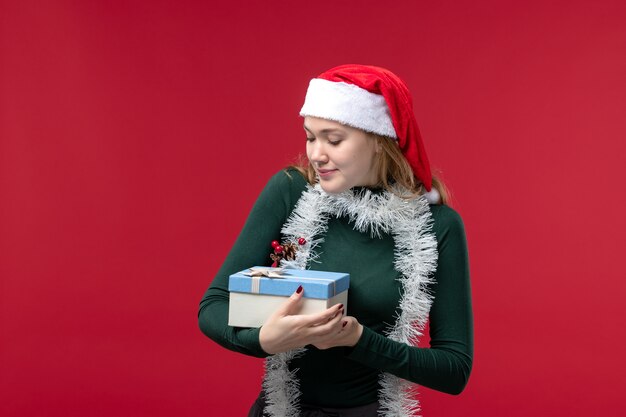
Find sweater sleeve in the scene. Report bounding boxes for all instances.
[346,205,474,394]
[197,170,306,358]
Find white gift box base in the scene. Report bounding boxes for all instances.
[228,290,348,328]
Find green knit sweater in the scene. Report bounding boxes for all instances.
[198,169,473,407]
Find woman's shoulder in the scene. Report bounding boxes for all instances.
[428,204,467,241]
[266,167,308,192]
[428,203,463,222]
[260,168,309,209]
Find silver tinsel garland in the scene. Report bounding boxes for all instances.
[262,184,438,417]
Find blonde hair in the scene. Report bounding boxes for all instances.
[291,133,450,205]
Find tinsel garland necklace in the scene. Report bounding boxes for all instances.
[261,184,438,417]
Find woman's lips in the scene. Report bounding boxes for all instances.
[317,169,337,178]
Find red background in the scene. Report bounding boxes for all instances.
[2,1,625,416]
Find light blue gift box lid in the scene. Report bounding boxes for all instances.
[228,267,350,299]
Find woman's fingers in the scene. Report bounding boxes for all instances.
[303,306,344,338]
[297,303,344,327]
[312,316,363,350]
[270,285,304,318]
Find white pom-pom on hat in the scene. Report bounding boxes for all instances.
[422,187,441,204]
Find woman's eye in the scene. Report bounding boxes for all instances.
[306,137,315,142]
[328,140,342,146]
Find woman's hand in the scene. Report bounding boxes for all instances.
[259,286,345,354]
[312,316,363,350]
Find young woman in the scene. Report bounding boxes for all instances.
[198,64,473,417]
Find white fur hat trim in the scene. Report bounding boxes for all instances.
[300,78,397,139]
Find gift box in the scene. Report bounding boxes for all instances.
[228,267,350,328]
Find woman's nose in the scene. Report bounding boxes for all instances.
[308,142,328,164]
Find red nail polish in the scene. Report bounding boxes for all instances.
[342,321,347,328]
[296,285,303,294]
[337,304,344,310]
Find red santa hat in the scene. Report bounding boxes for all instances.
[300,64,433,191]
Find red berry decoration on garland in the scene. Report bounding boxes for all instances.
[268,240,299,268]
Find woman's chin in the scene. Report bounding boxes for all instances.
[318,180,348,194]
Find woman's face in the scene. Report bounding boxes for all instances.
[304,116,380,194]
